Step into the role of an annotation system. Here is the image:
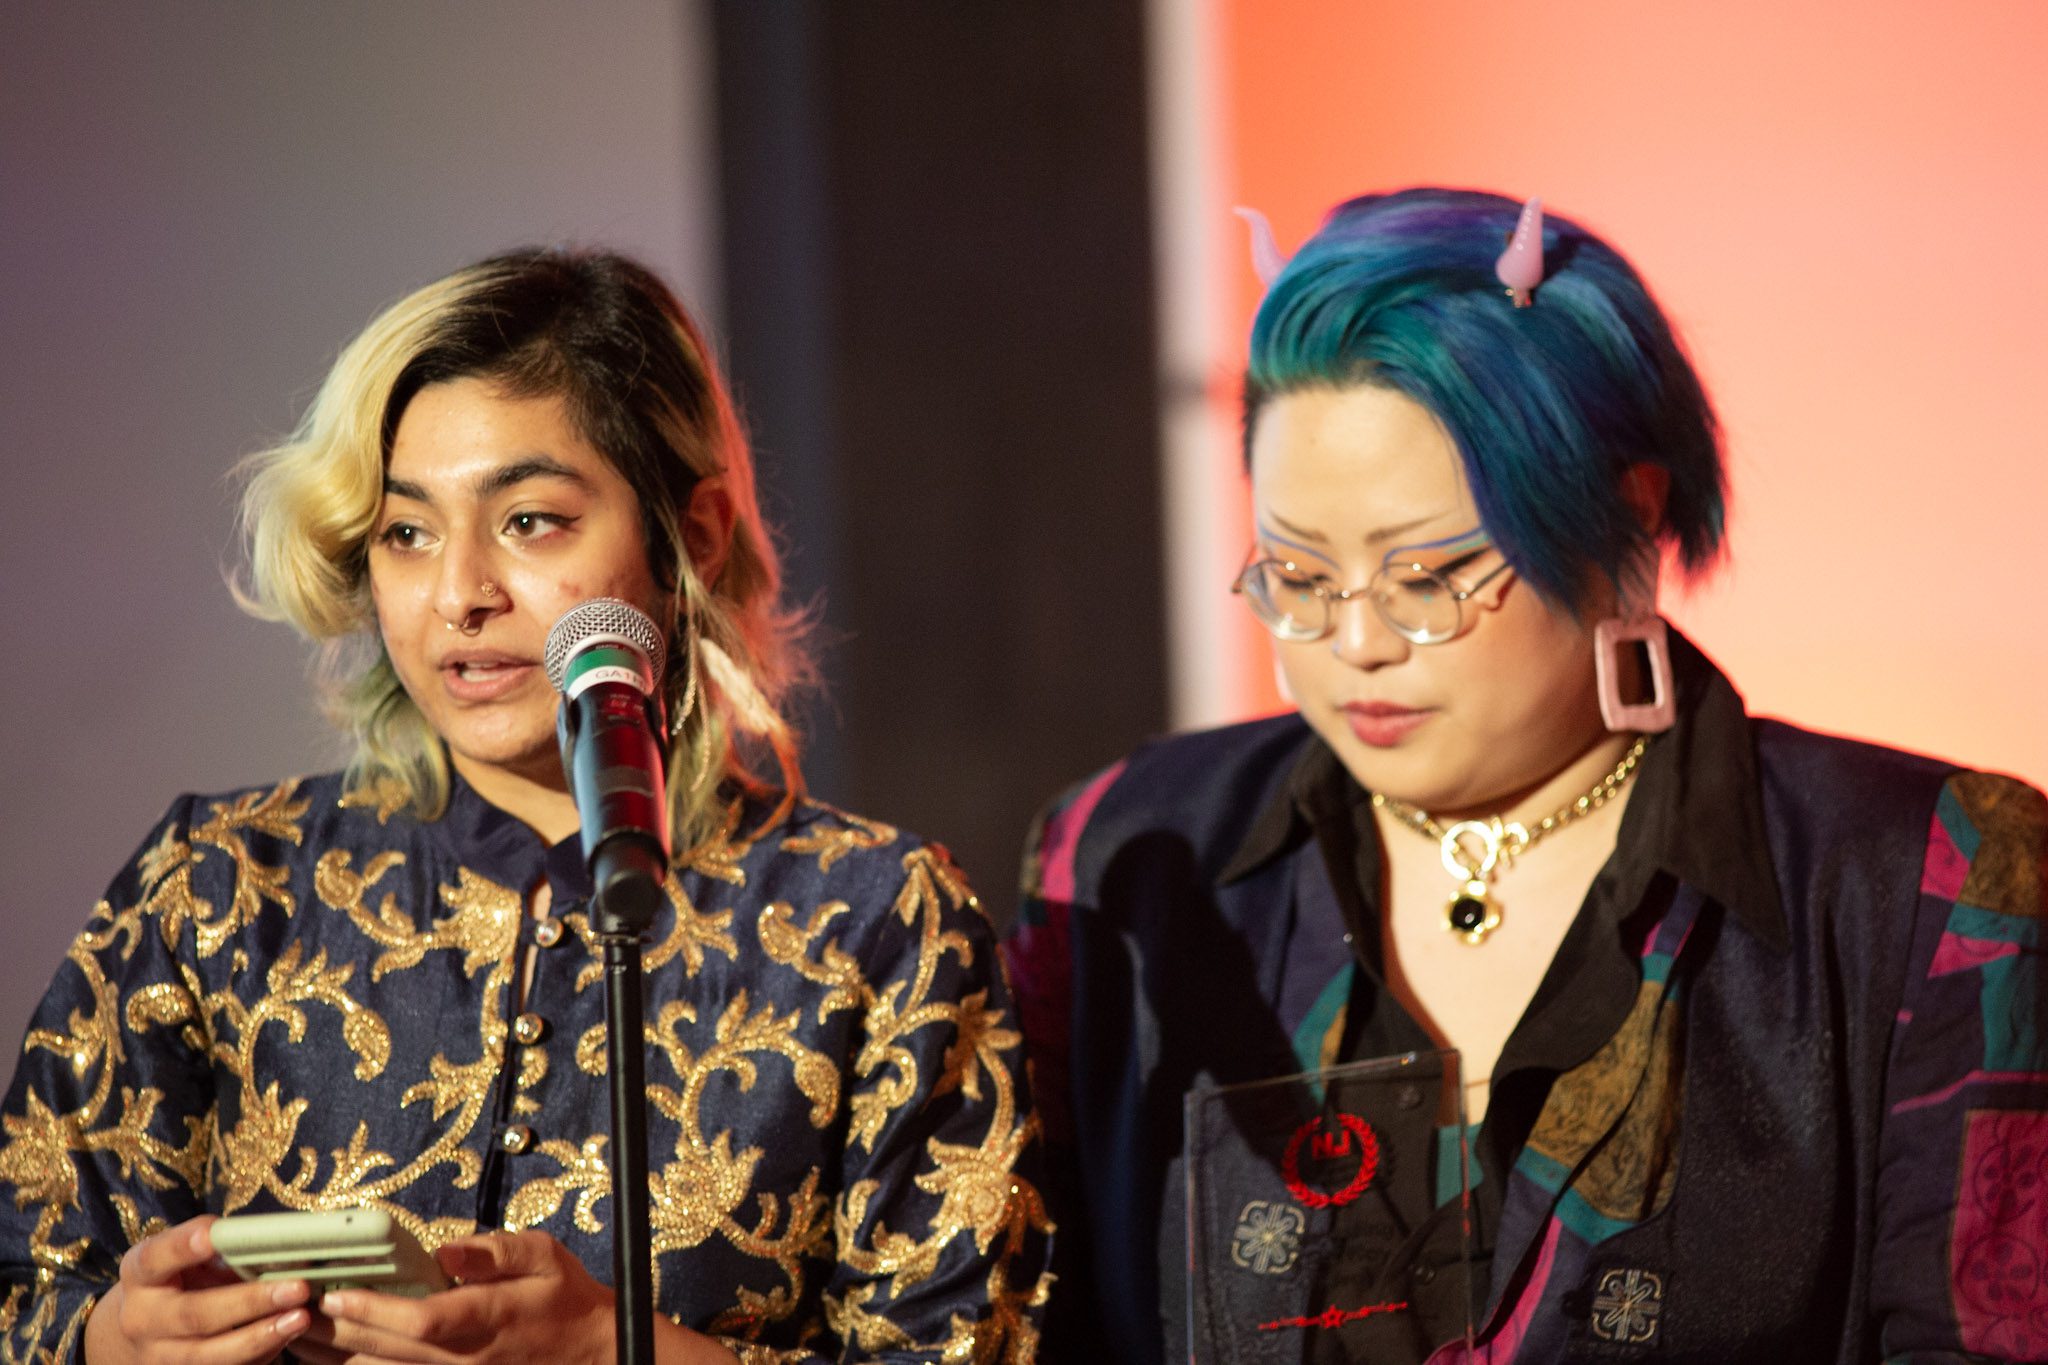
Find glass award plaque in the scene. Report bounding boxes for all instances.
[1185,1050,1474,1364]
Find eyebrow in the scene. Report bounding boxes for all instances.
[1265,512,1327,543]
[1265,509,1454,549]
[1257,519,1339,567]
[381,455,594,505]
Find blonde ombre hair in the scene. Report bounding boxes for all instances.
[237,248,808,850]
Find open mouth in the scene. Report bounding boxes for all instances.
[439,655,534,697]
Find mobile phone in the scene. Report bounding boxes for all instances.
[210,1207,449,1297]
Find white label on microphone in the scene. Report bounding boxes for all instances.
[564,664,649,701]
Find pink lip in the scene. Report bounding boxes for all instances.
[438,652,538,703]
[1342,701,1435,748]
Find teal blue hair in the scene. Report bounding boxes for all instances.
[1244,187,1725,610]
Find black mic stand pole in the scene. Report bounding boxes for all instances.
[590,839,664,1365]
[547,599,676,1365]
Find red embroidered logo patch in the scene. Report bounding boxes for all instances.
[1281,1113,1379,1209]
[1257,1300,1409,1331]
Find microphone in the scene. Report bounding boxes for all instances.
[544,598,671,932]
[545,601,669,1361]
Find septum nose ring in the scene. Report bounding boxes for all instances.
[443,581,498,631]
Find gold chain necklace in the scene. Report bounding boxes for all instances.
[1370,737,1648,946]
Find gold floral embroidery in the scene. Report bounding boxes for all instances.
[505,1134,612,1234]
[826,846,1053,1342]
[107,1192,165,1246]
[720,1344,815,1365]
[640,993,837,1258]
[680,801,759,886]
[0,1287,89,1364]
[571,877,738,993]
[825,1277,918,1353]
[833,1181,944,1295]
[758,901,866,1024]
[0,788,1049,1357]
[203,867,518,1236]
[782,812,898,875]
[126,982,206,1055]
[6,920,211,1263]
[170,782,309,958]
[845,849,980,1154]
[719,1168,833,1310]
[25,916,133,1117]
[339,775,411,824]
[319,852,518,980]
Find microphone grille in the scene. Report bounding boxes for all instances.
[543,598,668,693]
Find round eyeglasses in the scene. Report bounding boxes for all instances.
[1232,541,1513,646]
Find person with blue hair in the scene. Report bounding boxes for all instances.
[1006,188,2048,1362]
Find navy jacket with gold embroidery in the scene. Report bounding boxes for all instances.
[0,775,1050,1362]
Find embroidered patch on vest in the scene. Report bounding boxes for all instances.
[1230,1200,1306,1275]
[1589,1267,1664,1345]
[1258,1300,1410,1332]
[1281,1113,1380,1209]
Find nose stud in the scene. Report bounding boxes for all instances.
[442,583,497,633]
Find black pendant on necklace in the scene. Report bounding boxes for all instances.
[1445,880,1502,945]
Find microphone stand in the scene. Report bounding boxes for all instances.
[590,838,664,1365]
[546,602,678,1365]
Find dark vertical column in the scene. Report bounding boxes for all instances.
[710,1,846,799]
[715,0,1165,917]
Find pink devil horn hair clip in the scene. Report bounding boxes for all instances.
[1233,206,1288,287]
[1494,197,1545,308]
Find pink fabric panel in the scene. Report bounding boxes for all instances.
[1423,1219,1564,1364]
[1923,811,1971,901]
[1894,1072,2048,1117]
[1037,759,1126,903]
[1952,1109,2048,1357]
[1929,933,2024,977]
[1003,759,1125,1146]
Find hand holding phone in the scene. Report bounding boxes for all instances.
[83,1215,315,1365]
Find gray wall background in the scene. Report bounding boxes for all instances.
[0,3,722,1054]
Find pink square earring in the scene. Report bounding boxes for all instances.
[1594,615,1675,733]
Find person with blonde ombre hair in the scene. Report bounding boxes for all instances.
[0,248,1050,1364]
[239,248,805,852]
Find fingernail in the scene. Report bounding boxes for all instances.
[275,1308,309,1335]
[321,1291,346,1316]
[271,1280,308,1307]
[189,1227,208,1252]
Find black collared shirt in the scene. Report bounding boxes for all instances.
[1011,628,2043,1363]
[1211,637,1788,1345]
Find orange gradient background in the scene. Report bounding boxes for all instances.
[1199,0,2046,784]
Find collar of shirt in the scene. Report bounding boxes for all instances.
[1212,626,1789,1257]
[1215,627,1787,955]
[425,768,595,903]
